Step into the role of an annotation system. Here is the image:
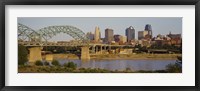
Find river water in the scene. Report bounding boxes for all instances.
[58,59,176,71]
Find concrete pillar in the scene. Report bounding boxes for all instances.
[92,46,95,54]
[45,54,53,62]
[96,46,98,54]
[115,49,117,54]
[109,45,111,51]
[81,46,90,60]
[28,47,43,63]
[100,45,102,54]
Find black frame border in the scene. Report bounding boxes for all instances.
[0,0,200,91]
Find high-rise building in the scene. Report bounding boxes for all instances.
[105,28,114,43]
[94,26,101,42]
[114,35,120,42]
[119,35,127,44]
[86,32,94,40]
[114,35,127,44]
[138,31,148,40]
[125,26,135,42]
[144,24,153,38]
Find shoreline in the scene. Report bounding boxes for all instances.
[90,58,178,60]
[45,53,181,60]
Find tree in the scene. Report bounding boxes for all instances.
[166,63,182,73]
[51,60,60,66]
[18,45,28,65]
[35,60,43,66]
[44,61,50,66]
[63,62,77,69]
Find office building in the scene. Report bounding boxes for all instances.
[119,35,127,43]
[144,24,153,38]
[125,26,135,42]
[94,26,101,42]
[105,28,114,43]
[114,35,120,42]
[138,31,148,40]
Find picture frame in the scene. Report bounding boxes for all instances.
[0,0,199,91]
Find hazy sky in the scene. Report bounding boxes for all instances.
[18,17,182,41]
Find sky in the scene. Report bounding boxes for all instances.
[18,17,182,41]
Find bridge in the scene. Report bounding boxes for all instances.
[18,23,92,62]
[18,23,134,63]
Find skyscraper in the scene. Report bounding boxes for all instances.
[125,26,135,42]
[138,31,148,40]
[105,28,114,43]
[94,26,101,42]
[144,24,153,38]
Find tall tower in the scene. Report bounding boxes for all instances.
[144,24,152,38]
[125,26,135,42]
[105,28,114,43]
[94,26,101,42]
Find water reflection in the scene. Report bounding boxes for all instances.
[59,59,176,71]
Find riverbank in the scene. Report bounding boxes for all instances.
[91,54,181,60]
[18,63,181,73]
[47,53,181,60]
[17,65,163,73]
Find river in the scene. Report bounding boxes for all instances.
[58,59,176,71]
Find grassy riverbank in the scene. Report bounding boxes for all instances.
[49,53,181,60]
[18,64,181,73]
[20,53,182,73]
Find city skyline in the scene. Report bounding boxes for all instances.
[18,17,182,41]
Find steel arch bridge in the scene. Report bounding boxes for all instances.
[18,23,89,46]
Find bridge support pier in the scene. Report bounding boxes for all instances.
[45,54,53,62]
[100,45,102,54]
[81,46,90,60]
[95,46,98,54]
[104,46,106,50]
[28,47,43,63]
[108,46,111,53]
[92,46,95,54]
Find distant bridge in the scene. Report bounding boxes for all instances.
[18,40,133,47]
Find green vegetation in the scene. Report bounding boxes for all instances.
[63,62,77,69]
[166,63,182,73]
[151,44,181,52]
[18,62,181,73]
[78,68,110,73]
[44,61,50,66]
[134,44,181,54]
[18,66,112,73]
[134,70,167,73]
[19,54,181,73]
[18,45,28,65]
[51,60,60,66]
[35,60,43,66]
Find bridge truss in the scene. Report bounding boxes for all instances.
[18,23,90,46]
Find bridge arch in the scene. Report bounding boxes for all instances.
[18,23,90,45]
[38,25,89,42]
[18,23,41,41]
